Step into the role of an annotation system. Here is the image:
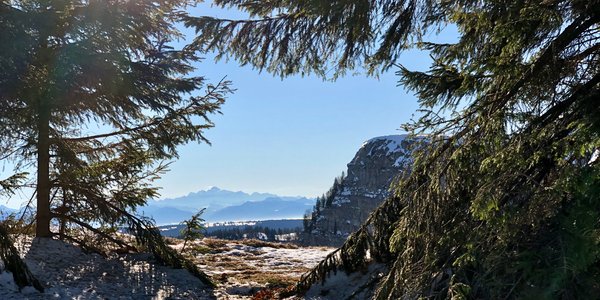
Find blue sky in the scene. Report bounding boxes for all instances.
[155,63,422,199]
[153,3,432,199]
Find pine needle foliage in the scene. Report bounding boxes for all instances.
[1,0,229,289]
[0,225,43,292]
[182,0,434,78]
[0,174,42,292]
[187,0,600,298]
[180,208,206,252]
[302,172,345,233]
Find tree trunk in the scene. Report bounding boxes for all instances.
[36,100,51,238]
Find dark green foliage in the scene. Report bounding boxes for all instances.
[180,209,206,252]
[302,209,313,233]
[0,0,230,236]
[182,0,432,78]
[302,172,345,233]
[0,174,27,197]
[122,209,214,288]
[0,225,43,292]
[188,0,600,298]
[0,170,40,290]
[0,0,229,290]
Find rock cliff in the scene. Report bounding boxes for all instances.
[301,135,422,246]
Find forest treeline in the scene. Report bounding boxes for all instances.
[207,226,300,242]
[302,172,345,234]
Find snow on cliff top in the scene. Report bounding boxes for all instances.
[359,134,429,166]
[363,134,410,146]
[362,135,411,156]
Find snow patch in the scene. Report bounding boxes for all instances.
[0,238,213,299]
[362,135,409,147]
[394,155,409,167]
[0,269,19,292]
[304,263,387,299]
[332,197,351,206]
[339,188,352,196]
[589,149,599,165]
[362,135,409,157]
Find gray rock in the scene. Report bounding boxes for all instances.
[301,135,424,246]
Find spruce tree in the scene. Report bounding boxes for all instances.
[302,210,312,233]
[180,209,206,253]
[1,0,229,237]
[1,0,229,288]
[185,0,600,298]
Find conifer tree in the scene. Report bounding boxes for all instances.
[1,0,229,288]
[180,209,206,252]
[302,209,312,233]
[1,0,229,237]
[186,0,600,297]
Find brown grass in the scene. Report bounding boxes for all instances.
[162,236,181,245]
[213,260,259,272]
[244,272,296,287]
[202,238,229,248]
[241,239,298,249]
[200,238,232,253]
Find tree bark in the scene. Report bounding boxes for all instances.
[36,100,51,238]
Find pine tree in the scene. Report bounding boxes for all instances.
[185,0,600,298]
[180,209,206,253]
[2,0,230,238]
[1,0,230,288]
[302,210,312,233]
[314,198,321,214]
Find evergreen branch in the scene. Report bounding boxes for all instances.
[60,77,228,143]
[96,197,215,288]
[0,225,44,292]
[524,72,600,133]
[52,213,136,253]
[493,13,600,110]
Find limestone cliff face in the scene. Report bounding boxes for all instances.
[301,135,421,246]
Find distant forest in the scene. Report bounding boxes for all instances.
[207,226,300,242]
[302,172,346,233]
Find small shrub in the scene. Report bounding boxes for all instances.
[180,209,206,252]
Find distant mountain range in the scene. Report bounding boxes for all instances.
[140,187,315,225]
[0,205,17,218]
[206,197,315,222]
[1,188,314,225]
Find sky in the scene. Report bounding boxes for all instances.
[155,63,422,199]
[152,3,433,199]
[1,2,454,208]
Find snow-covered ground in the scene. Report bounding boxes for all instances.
[304,263,387,299]
[188,239,334,299]
[0,237,335,299]
[0,237,215,299]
